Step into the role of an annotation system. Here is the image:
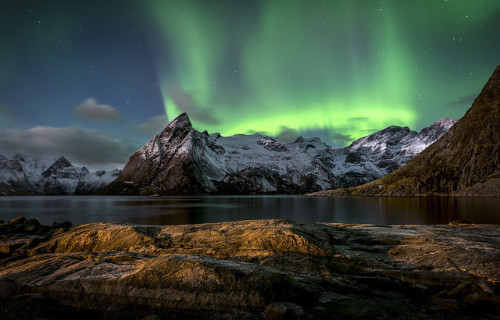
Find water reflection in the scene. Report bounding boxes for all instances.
[0,195,498,226]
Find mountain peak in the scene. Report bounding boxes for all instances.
[294,136,305,143]
[167,112,192,130]
[42,157,73,178]
[13,154,26,162]
[155,112,194,145]
[54,156,72,168]
[474,65,500,105]
[418,118,457,144]
[431,118,456,127]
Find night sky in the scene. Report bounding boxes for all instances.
[1,1,499,170]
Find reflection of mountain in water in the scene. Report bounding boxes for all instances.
[1,196,498,225]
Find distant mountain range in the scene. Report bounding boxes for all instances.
[0,155,120,195]
[102,113,455,196]
[314,65,500,197]
[334,118,456,187]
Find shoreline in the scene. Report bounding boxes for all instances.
[1,217,499,319]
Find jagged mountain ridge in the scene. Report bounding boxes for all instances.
[0,155,120,195]
[103,113,338,195]
[334,118,456,186]
[314,65,500,196]
[103,113,455,195]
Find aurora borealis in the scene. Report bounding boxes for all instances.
[1,0,499,168]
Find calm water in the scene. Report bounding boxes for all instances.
[0,195,498,226]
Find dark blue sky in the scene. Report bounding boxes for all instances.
[1,1,163,128]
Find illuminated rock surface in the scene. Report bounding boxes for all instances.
[1,218,498,319]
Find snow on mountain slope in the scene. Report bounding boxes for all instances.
[75,168,121,194]
[104,113,338,195]
[2,115,454,196]
[104,113,455,195]
[208,134,337,193]
[0,155,120,195]
[333,118,457,187]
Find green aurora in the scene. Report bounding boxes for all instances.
[148,0,500,145]
[1,0,499,161]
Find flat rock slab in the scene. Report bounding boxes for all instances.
[0,219,499,319]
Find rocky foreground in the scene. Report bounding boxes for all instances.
[0,217,499,319]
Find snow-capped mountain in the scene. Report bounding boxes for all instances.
[330,118,457,187]
[103,113,338,195]
[0,155,120,195]
[103,113,455,195]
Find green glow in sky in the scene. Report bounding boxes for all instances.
[148,0,500,145]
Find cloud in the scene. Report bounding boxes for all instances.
[0,126,137,167]
[167,84,220,124]
[74,98,123,122]
[132,115,168,136]
[448,93,477,107]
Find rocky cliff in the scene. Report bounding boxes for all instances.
[314,65,500,197]
[103,112,454,196]
[0,218,498,319]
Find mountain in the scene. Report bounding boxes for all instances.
[314,65,500,197]
[331,118,456,187]
[103,113,454,196]
[102,113,338,195]
[0,155,120,195]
